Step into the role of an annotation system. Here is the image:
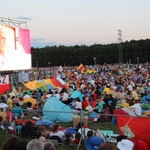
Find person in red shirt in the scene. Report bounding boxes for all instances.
[72,132,81,144]
[82,95,89,110]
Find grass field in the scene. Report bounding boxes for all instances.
[0,121,118,150]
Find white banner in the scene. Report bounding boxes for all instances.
[0,75,9,85]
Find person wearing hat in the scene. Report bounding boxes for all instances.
[84,136,104,150]
[117,139,134,150]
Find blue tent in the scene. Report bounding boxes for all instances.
[43,96,73,122]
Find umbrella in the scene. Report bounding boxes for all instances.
[22,97,37,106]
[108,90,118,98]
[116,92,127,99]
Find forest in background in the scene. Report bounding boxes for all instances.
[31,39,150,67]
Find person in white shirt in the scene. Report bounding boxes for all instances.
[23,92,31,99]
[50,124,64,142]
[129,100,142,116]
[61,90,69,101]
[54,91,61,100]
[71,97,82,111]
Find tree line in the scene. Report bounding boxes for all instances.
[31,39,150,67]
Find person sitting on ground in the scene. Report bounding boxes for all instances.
[98,104,111,122]
[37,124,51,139]
[63,131,72,145]
[44,141,56,150]
[82,95,89,110]
[94,95,105,113]
[128,99,142,116]
[6,95,13,109]
[23,92,31,99]
[21,120,37,139]
[15,139,28,150]
[71,97,82,111]
[12,102,24,118]
[26,102,33,111]
[49,124,64,142]
[0,107,6,122]
[0,97,8,112]
[60,88,70,104]
[72,132,81,144]
[84,135,104,150]
[26,139,44,150]
[34,103,43,118]
[87,130,94,138]
[2,136,20,150]
[98,141,117,150]
[5,107,12,123]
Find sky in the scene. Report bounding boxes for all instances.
[1,0,150,48]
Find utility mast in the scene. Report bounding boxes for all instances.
[118,29,123,64]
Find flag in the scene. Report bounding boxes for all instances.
[77,63,85,73]
[12,85,17,94]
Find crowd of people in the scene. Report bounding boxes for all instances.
[1,63,150,149]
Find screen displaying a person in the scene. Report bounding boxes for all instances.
[0,28,7,69]
[0,25,31,70]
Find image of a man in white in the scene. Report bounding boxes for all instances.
[0,28,7,69]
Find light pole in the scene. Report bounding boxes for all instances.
[137,57,139,64]
[118,30,123,64]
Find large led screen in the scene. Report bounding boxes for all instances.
[0,25,31,71]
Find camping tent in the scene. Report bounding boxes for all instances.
[43,96,73,122]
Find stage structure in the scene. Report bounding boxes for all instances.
[0,17,31,71]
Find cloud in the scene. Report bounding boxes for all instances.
[30,38,93,48]
[16,17,32,21]
[30,38,59,48]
